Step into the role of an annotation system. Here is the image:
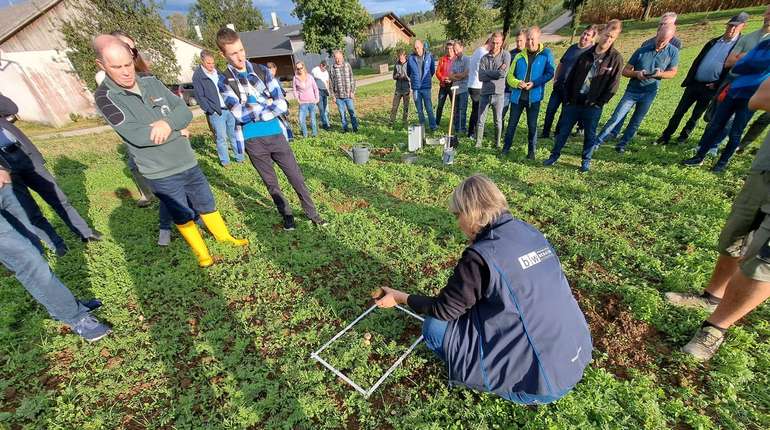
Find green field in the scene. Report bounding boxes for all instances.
[2,7,770,429]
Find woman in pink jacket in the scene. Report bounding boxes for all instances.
[293,61,320,137]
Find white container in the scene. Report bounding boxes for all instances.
[408,125,423,152]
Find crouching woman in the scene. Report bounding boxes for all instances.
[376,174,592,404]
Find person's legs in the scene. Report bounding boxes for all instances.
[597,92,636,145]
[580,105,603,164]
[1,185,44,253]
[223,110,243,161]
[435,86,450,126]
[271,136,321,221]
[502,101,525,154]
[413,89,426,126]
[401,92,410,124]
[244,137,292,216]
[690,96,739,160]
[182,165,247,246]
[421,316,448,362]
[660,85,699,143]
[298,104,309,137]
[390,93,401,125]
[345,98,359,131]
[16,165,95,239]
[10,179,65,252]
[739,112,770,152]
[319,90,330,129]
[208,112,231,165]
[309,103,318,136]
[491,95,505,148]
[525,101,541,157]
[542,85,563,137]
[126,154,155,204]
[546,104,580,162]
[476,94,492,148]
[336,98,349,131]
[617,90,656,150]
[680,91,715,142]
[714,100,753,170]
[454,91,468,134]
[468,88,481,137]
[423,89,437,130]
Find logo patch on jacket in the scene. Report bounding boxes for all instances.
[518,247,554,269]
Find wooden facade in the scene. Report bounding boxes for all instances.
[0,0,76,53]
[363,13,415,55]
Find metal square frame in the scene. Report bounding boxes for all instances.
[310,304,424,398]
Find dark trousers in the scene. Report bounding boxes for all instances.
[543,85,583,137]
[244,134,319,220]
[436,86,452,126]
[468,88,481,137]
[695,94,754,168]
[660,83,715,141]
[739,111,770,150]
[549,104,603,161]
[503,100,541,155]
[146,165,216,225]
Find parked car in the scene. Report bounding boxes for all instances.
[166,83,198,106]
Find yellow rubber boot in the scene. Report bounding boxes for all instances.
[176,221,214,267]
[200,211,249,246]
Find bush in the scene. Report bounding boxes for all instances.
[580,0,766,23]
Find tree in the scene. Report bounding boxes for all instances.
[642,1,654,21]
[493,0,525,39]
[292,0,371,54]
[187,0,264,48]
[61,0,180,90]
[563,0,588,43]
[433,0,489,44]
[167,13,189,38]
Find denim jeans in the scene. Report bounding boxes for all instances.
[414,88,437,130]
[543,84,583,137]
[422,316,448,362]
[0,186,89,326]
[694,94,754,168]
[1,184,44,253]
[436,86,451,126]
[146,166,216,225]
[454,91,469,134]
[598,88,657,149]
[477,94,505,147]
[503,100,541,155]
[549,104,603,161]
[298,103,318,137]
[208,110,242,165]
[11,179,65,252]
[318,89,330,128]
[335,98,359,131]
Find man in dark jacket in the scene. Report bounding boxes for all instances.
[0,94,102,255]
[390,50,410,127]
[657,14,746,145]
[192,50,243,166]
[544,20,624,172]
[407,39,437,131]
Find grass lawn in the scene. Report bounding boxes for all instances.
[3,6,770,429]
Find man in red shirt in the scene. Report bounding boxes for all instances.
[435,40,456,127]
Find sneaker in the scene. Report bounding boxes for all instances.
[312,218,329,227]
[543,157,557,166]
[157,229,171,246]
[682,325,725,361]
[615,146,625,154]
[70,314,112,343]
[681,156,705,167]
[80,299,103,312]
[82,231,103,243]
[55,244,69,257]
[711,163,727,173]
[283,215,296,231]
[579,160,590,173]
[664,292,718,312]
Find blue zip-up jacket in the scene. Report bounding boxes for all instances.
[407,51,436,91]
[192,66,224,115]
[443,213,592,402]
[506,44,555,105]
[730,38,770,99]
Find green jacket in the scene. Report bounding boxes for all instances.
[95,75,196,180]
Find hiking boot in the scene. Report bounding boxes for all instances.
[543,156,558,166]
[283,215,296,231]
[579,160,590,173]
[711,162,727,174]
[71,314,112,343]
[664,292,718,312]
[682,325,725,361]
[157,229,171,246]
[312,218,329,227]
[681,156,705,167]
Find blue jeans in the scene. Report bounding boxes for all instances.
[598,88,657,149]
[335,98,359,131]
[454,92,469,134]
[146,166,216,225]
[422,316,448,362]
[298,103,318,137]
[503,100,541,155]
[208,110,242,165]
[695,94,754,167]
[549,104,603,161]
[414,88,437,130]
[318,89,330,128]
[0,186,89,326]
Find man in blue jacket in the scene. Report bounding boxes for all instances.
[407,40,437,131]
[683,38,770,172]
[502,27,554,158]
[192,50,243,166]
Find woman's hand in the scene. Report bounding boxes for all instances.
[375,287,408,308]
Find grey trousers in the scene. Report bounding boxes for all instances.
[0,186,89,326]
[390,92,410,124]
[476,93,505,148]
[244,134,319,220]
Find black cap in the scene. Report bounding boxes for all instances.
[728,12,749,25]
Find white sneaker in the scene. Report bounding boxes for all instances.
[682,326,725,361]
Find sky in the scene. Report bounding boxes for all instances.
[0,1,433,27]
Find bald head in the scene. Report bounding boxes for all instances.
[94,34,136,89]
[414,39,424,56]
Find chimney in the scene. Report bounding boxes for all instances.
[271,12,279,30]
[226,23,235,31]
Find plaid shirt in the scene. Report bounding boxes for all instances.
[218,62,288,145]
[329,61,356,99]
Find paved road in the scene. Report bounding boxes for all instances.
[541,10,572,43]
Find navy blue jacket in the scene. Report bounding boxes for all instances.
[406,51,436,91]
[443,213,592,402]
[192,66,224,115]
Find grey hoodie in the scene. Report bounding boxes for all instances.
[478,50,512,95]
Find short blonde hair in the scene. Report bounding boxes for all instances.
[449,174,509,235]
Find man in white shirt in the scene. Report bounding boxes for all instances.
[467,37,491,139]
[311,60,331,130]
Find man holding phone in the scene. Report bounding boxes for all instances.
[596,25,679,153]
